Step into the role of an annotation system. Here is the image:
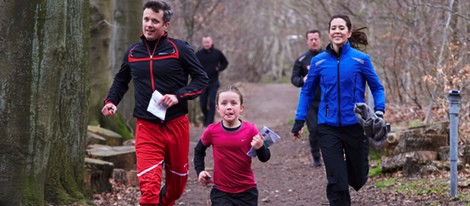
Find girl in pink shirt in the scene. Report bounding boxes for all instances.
[193,85,271,206]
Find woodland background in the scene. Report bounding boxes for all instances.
[0,0,469,205]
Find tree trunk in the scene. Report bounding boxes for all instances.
[88,0,115,126]
[108,0,143,129]
[88,0,142,139]
[0,0,89,205]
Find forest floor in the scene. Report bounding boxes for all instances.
[92,83,470,206]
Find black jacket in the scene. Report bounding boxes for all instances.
[196,45,228,84]
[291,49,324,109]
[104,33,208,122]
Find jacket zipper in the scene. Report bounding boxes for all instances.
[337,55,341,126]
[144,36,161,92]
[326,105,329,117]
[354,75,357,102]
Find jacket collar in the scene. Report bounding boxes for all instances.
[309,48,325,56]
[140,31,168,43]
[203,44,214,52]
[326,40,351,57]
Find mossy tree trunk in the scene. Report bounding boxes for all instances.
[88,0,142,139]
[109,0,142,125]
[88,0,115,126]
[0,0,89,205]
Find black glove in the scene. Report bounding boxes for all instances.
[291,120,305,136]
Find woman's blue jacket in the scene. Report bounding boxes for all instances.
[295,41,385,127]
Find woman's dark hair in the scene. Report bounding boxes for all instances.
[328,14,368,51]
[143,1,173,23]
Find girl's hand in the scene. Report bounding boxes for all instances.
[198,171,212,186]
[251,134,264,150]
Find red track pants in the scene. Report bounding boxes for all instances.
[135,116,189,206]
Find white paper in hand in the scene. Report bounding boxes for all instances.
[247,126,281,157]
[147,90,167,120]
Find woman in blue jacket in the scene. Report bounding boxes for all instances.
[291,14,385,206]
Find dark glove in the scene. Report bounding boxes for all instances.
[291,120,305,136]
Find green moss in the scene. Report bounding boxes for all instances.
[45,149,86,205]
[369,149,384,161]
[408,119,425,127]
[45,176,86,205]
[396,178,449,196]
[374,178,395,188]
[368,166,382,177]
[459,193,470,204]
[100,113,134,140]
[21,177,45,206]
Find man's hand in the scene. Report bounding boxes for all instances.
[101,103,117,116]
[291,120,305,141]
[160,94,179,108]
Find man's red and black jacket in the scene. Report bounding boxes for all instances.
[104,33,208,122]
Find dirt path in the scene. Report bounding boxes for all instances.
[179,83,329,206]
[93,82,469,206]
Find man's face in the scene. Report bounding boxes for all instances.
[306,32,321,52]
[142,8,169,41]
[202,37,213,50]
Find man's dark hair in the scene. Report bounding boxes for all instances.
[143,1,173,23]
[305,29,321,39]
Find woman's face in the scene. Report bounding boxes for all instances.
[328,18,351,46]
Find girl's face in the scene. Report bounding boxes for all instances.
[328,18,351,46]
[216,91,244,125]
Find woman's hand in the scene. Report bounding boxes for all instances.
[291,120,305,141]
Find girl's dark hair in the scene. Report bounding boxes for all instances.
[216,85,244,105]
[143,1,173,23]
[328,14,368,51]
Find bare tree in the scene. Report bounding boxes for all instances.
[88,0,142,138]
[88,0,470,140]
[0,0,89,205]
[423,0,455,124]
[88,0,115,125]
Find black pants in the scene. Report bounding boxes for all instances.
[318,124,369,206]
[210,187,258,206]
[199,81,220,126]
[306,105,321,161]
